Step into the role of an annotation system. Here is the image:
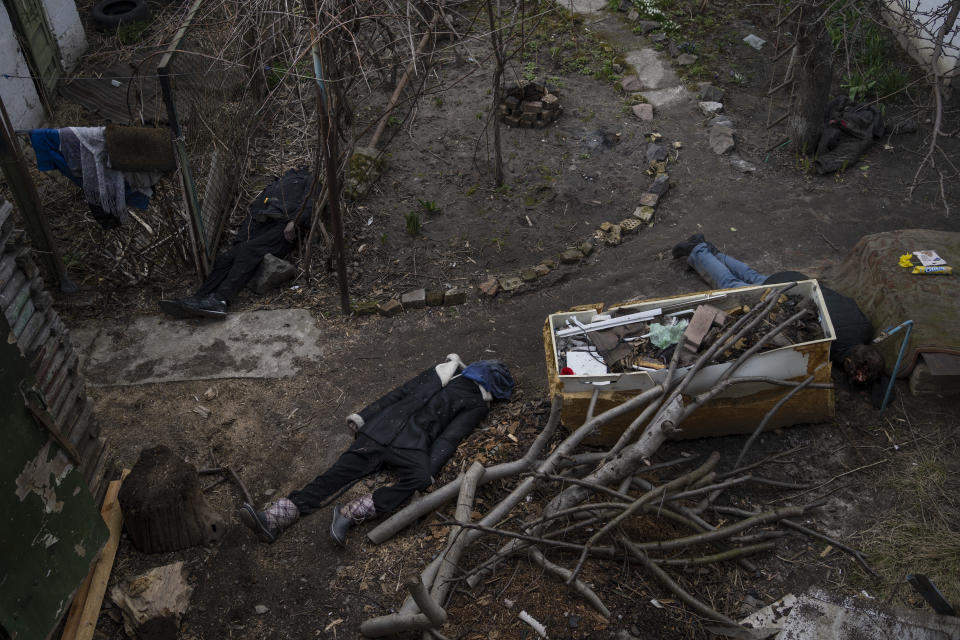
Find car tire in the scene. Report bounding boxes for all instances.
[91,0,150,30]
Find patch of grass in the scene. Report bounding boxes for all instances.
[117,20,150,45]
[418,199,440,213]
[826,9,912,102]
[405,211,421,235]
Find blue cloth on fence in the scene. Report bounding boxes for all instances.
[30,128,150,211]
[462,360,514,401]
[30,129,73,176]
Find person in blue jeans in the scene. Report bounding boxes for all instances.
[672,233,884,386]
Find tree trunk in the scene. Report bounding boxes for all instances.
[789,0,833,156]
[118,446,224,553]
[487,0,505,186]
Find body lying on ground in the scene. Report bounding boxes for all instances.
[239,355,514,545]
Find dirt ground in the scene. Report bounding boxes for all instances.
[27,0,960,638]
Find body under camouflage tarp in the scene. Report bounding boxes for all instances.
[823,229,960,378]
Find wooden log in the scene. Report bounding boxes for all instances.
[118,446,225,553]
[61,469,130,640]
[110,561,193,640]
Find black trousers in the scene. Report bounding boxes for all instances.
[196,221,291,301]
[287,434,432,516]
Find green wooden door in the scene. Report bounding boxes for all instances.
[0,312,108,640]
[3,0,61,97]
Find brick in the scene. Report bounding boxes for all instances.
[443,287,467,306]
[377,299,402,316]
[542,94,559,109]
[426,290,445,306]
[478,278,500,296]
[522,100,543,113]
[353,301,379,315]
[400,288,426,309]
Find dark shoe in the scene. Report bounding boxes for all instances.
[159,295,201,319]
[672,233,706,259]
[330,505,354,546]
[180,293,227,319]
[239,503,278,543]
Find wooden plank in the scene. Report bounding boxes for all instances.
[60,469,129,640]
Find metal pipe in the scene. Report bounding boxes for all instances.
[877,319,913,411]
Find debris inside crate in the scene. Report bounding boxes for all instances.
[555,289,825,375]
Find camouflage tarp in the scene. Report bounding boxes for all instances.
[824,229,960,377]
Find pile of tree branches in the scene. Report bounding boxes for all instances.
[358,283,876,638]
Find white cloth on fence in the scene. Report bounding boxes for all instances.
[59,126,128,223]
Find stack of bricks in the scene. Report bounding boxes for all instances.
[499,81,563,128]
[0,200,109,504]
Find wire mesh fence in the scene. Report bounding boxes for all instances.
[157,0,262,278]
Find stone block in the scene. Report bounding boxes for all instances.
[247,254,296,294]
[534,264,551,277]
[698,101,724,116]
[559,249,582,265]
[542,94,559,109]
[542,258,557,269]
[603,225,622,246]
[400,288,426,309]
[621,75,644,92]
[709,125,735,155]
[577,240,594,256]
[478,278,500,296]
[632,103,654,121]
[426,290,445,306]
[636,20,660,34]
[620,218,642,233]
[677,53,698,66]
[521,269,539,282]
[443,287,467,306]
[639,192,659,207]
[649,174,670,195]
[633,206,655,223]
[600,221,615,232]
[500,276,523,292]
[646,144,668,163]
[378,299,402,316]
[699,84,724,103]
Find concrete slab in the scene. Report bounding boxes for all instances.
[71,309,325,386]
[640,85,690,109]
[740,588,960,640]
[564,0,607,12]
[625,49,680,90]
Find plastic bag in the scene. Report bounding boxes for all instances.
[649,320,688,349]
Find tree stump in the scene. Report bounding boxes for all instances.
[119,446,225,553]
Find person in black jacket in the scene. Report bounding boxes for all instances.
[672,234,884,384]
[159,167,316,319]
[239,355,514,545]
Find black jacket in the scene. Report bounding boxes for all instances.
[349,364,490,478]
[764,271,873,362]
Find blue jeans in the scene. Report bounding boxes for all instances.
[687,243,767,289]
